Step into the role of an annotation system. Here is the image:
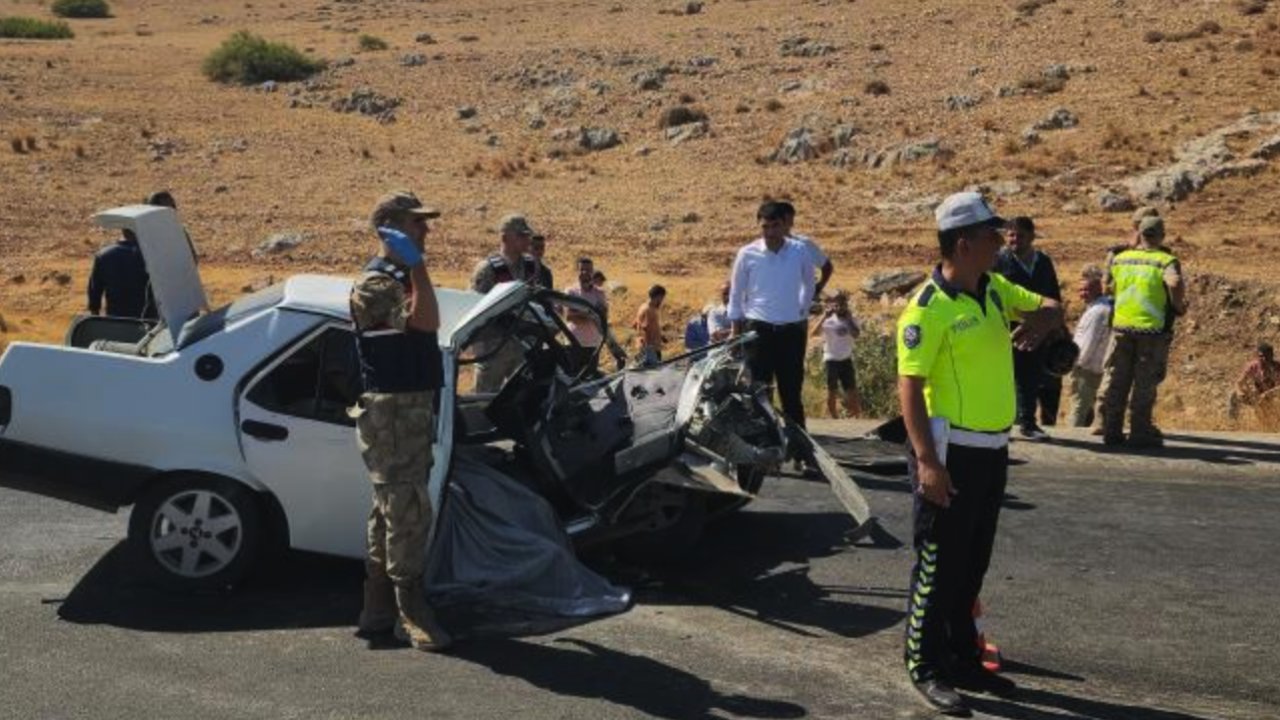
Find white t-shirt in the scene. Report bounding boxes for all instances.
[705,303,731,337]
[821,314,859,361]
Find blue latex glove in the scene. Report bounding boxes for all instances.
[376,226,424,267]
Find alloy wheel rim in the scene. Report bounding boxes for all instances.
[149,489,243,578]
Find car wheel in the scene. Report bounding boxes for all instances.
[615,491,707,566]
[127,475,264,592]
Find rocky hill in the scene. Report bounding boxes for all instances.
[1,0,1278,429]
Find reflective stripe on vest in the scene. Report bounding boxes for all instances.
[1111,249,1174,333]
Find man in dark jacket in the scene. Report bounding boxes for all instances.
[87,229,156,319]
[995,216,1062,440]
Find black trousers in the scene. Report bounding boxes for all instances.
[1038,374,1062,426]
[745,320,807,429]
[904,443,1008,682]
[1013,347,1046,427]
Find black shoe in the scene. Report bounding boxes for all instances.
[1017,424,1049,442]
[910,677,970,716]
[952,663,1017,698]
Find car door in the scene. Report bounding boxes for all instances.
[237,323,371,558]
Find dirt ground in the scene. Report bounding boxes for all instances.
[2,0,1279,430]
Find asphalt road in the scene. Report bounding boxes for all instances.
[1,424,1277,720]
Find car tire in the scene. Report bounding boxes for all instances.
[615,492,707,566]
[127,475,264,592]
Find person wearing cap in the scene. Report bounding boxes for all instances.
[349,190,451,651]
[897,192,1062,714]
[729,201,817,435]
[1097,215,1187,447]
[1068,266,1113,427]
[1104,206,1160,288]
[530,233,554,289]
[471,213,539,392]
[995,216,1063,440]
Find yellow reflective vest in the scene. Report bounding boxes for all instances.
[1110,247,1178,334]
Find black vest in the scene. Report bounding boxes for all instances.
[354,257,443,394]
[488,254,538,284]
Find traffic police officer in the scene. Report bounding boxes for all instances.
[897,192,1062,714]
[1098,216,1187,447]
[350,190,450,651]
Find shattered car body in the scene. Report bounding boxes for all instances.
[0,205,873,599]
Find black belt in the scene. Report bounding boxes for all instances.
[746,319,805,330]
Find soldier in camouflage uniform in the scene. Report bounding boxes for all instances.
[470,214,538,392]
[349,191,450,651]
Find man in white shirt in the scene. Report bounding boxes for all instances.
[1069,266,1113,427]
[706,280,732,343]
[780,201,834,298]
[563,257,608,375]
[729,201,817,430]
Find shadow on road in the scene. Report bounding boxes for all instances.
[1050,435,1280,467]
[969,685,1219,720]
[632,509,908,639]
[453,637,807,720]
[55,542,363,632]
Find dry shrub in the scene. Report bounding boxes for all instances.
[1237,0,1268,15]
[24,136,36,151]
[74,144,85,158]
[864,79,891,96]
[1016,74,1065,94]
[1099,121,1152,153]
[0,17,74,39]
[763,98,784,112]
[1150,21,1225,44]
[1014,0,1057,16]
[51,0,111,18]
[10,137,24,154]
[657,106,707,129]
[466,155,530,180]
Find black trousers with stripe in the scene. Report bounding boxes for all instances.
[904,443,1008,681]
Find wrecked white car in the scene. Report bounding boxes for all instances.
[0,206,872,615]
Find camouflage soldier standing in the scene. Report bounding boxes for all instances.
[350,191,451,651]
[471,214,538,391]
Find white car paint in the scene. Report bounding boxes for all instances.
[0,205,535,563]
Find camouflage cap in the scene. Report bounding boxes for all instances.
[499,213,535,236]
[1137,216,1165,238]
[370,191,440,227]
[1131,205,1160,228]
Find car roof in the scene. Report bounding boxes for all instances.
[278,274,498,344]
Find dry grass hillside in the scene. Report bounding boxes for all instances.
[2,0,1279,430]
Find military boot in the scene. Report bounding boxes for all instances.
[393,582,453,652]
[356,565,397,636]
